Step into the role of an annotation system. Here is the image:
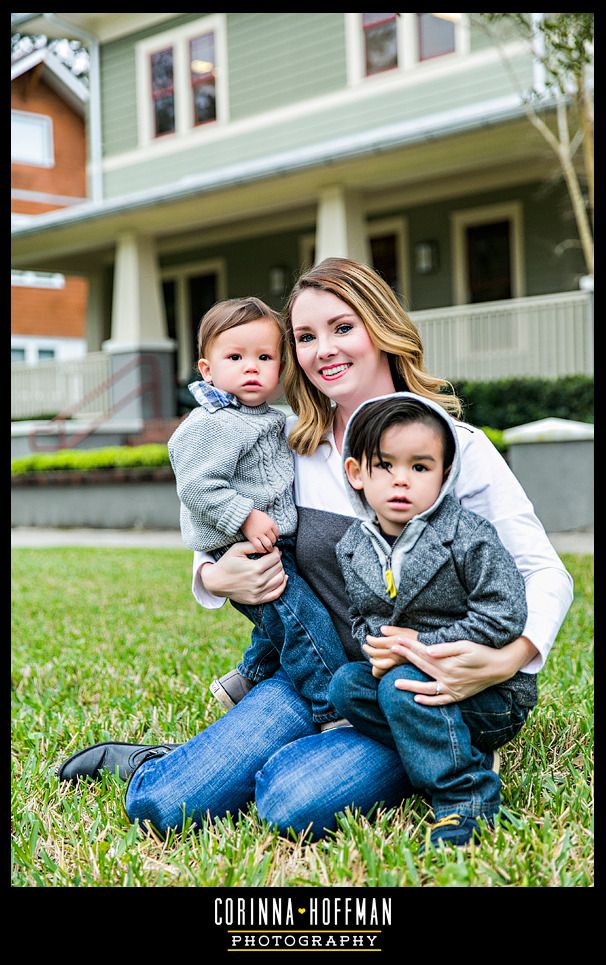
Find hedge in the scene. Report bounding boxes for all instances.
[449,375,593,431]
[11,444,171,476]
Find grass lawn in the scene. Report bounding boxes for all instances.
[11,547,593,887]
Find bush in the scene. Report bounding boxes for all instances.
[11,444,171,476]
[449,376,594,430]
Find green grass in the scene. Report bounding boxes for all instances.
[11,548,593,887]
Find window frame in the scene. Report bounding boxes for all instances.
[346,13,469,86]
[11,109,54,167]
[450,201,525,306]
[136,14,228,146]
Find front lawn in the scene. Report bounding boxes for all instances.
[11,548,593,887]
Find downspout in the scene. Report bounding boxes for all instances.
[43,13,103,203]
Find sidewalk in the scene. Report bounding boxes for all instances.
[11,527,594,554]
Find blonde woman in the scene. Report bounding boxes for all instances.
[60,259,573,843]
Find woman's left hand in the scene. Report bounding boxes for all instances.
[377,625,537,705]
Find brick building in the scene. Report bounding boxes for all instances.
[11,48,89,366]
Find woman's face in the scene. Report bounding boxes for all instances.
[290,288,394,409]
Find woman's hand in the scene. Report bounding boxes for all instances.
[200,541,287,604]
[378,626,539,705]
[364,628,418,679]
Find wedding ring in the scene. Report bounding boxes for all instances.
[435,681,442,696]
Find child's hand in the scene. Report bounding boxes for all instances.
[363,631,410,678]
[242,509,280,553]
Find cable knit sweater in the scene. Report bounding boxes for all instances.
[168,402,297,552]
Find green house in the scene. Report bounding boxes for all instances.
[11,13,593,453]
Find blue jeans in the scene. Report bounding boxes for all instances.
[214,538,348,723]
[125,669,414,837]
[329,661,530,821]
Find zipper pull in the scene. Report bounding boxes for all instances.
[384,567,397,599]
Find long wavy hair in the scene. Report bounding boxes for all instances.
[283,257,461,456]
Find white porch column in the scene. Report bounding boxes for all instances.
[315,185,371,265]
[105,232,172,349]
[103,232,176,422]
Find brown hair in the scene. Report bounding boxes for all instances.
[197,297,284,359]
[282,258,461,456]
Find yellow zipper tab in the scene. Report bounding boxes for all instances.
[385,568,397,599]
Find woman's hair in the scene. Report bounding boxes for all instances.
[346,397,455,476]
[197,296,284,359]
[282,258,461,456]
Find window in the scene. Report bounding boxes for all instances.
[190,33,217,126]
[348,14,466,83]
[37,348,56,362]
[11,110,54,166]
[137,15,227,144]
[11,348,26,364]
[417,13,456,62]
[450,202,524,306]
[363,13,398,76]
[11,271,65,290]
[151,47,176,136]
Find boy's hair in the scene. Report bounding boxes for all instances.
[197,297,284,359]
[347,397,455,475]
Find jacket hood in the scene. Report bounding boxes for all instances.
[341,392,461,562]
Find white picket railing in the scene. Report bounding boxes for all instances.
[410,290,593,383]
[11,351,113,421]
[10,291,593,421]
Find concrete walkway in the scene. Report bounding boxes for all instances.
[11,526,594,555]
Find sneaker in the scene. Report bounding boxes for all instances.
[424,812,493,851]
[319,718,353,732]
[492,750,501,774]
[210,669,257,710]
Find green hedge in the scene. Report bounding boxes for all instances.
[449,376,593,430]
[11,444,171,476]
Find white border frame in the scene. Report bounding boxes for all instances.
[160,257,227,380]
[450,201,525,306]
[136,14,229,147]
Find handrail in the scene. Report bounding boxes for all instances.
[28,353,162,452]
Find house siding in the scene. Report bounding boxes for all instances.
[99,12,534,197]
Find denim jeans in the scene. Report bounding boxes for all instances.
[214,537,348,723]
[124,669,414,837]
[329,661,530,822]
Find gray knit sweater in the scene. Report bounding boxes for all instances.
[168,402,297,552]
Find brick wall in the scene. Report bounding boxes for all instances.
[12,69,88,341]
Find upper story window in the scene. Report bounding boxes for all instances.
[347,13,466,84]
[11,110,54,167]
[190,33,217,127]
[363,13,398,76]
[137,15,227,145]
[417,13,456,61]
[150,47,176,136]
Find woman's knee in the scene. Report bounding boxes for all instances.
[255,749,333,838]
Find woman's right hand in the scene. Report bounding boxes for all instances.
[200,541,288,604]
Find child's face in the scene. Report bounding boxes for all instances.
[198,318,283,405]
[344,421,447,536]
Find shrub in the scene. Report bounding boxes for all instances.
[11,444,171,476]
[449,376,593,430]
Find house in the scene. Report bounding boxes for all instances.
[11,46,89,370]
[10,13,592,455]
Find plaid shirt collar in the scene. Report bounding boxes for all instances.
[188,380,241,412]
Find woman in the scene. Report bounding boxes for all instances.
[60,258,573,838]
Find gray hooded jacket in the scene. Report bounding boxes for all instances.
[335,392,536,708]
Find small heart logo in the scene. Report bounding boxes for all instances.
[298,907,306,914]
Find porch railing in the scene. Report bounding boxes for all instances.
[410,290,593,382]
[11,291,593,423]
[11,351,112,421]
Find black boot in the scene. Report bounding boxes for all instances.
[57,741,180,783]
